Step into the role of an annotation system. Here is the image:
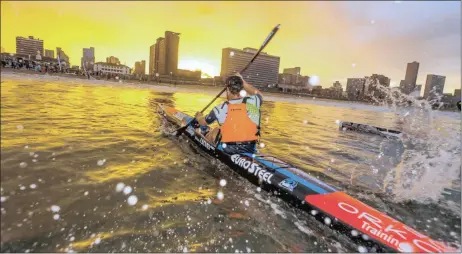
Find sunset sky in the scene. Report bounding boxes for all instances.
[1,1,460,93]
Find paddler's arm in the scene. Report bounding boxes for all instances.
[195,112,208,126]
[236,73,263,97]
[195,107,218,126]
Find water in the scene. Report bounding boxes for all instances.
[1,73,460,252]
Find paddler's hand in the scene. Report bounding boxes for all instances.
[195,112,203,119]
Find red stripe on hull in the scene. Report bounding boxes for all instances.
[305,192,455,253]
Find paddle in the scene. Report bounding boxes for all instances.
[174,24,281,137]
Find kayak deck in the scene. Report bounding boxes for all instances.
[157,103,456,253]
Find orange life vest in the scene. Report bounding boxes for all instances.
[220,98,260,143]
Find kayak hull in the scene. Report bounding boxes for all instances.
[158,103,455,253]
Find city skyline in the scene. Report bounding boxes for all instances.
[1,1,460,92]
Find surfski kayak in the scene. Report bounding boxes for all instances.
[339,121,402,138]
[158,103,455,253]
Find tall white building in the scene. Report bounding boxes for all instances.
[94,62,131,75]
[221,47,280,88]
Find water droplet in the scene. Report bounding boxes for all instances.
[69,236,75,242]
[324,217,332,225]
[30,184,37,189]
[398,242,414,252]
[142,204,149,210]
[244,200,249,207]
[0,196,7,202]
[351,230,359,236]
[358,246,367,253]
[84,191,89,196]
[239,90,247,97]
[256,187,261,192]
[123,186,132,195]
[97,159,106,166]
[259,143,265,148]
[217,191,224,200]
[219,179,227,187]
[311,210,318,216]
[222,143,227,148]
[19,162,28,168]
[53,214,60,220]
[127,195,138,206]
[115,183,125,192]
[94,238,101,245]
[303,120,308,124]
[51,205,60,213]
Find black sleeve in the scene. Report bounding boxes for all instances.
[205,108,217,125]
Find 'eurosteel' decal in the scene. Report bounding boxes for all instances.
[231,154,274,184]
[305,192,455,253]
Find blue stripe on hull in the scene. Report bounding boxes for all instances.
[243,153,329,194]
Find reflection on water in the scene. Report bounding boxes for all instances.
[1,77,460,252]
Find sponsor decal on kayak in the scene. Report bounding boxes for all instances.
[174,111,188,121]
[194,136,215,151]
[279,178,298,192]
[305,192,454,253]
[186,126,195,136]
[231,154,274,184]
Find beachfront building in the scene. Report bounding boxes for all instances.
[133,60,146,75]
[399,61,420,95]
[106,56,120,65]
[221,47,280,88]
[423,74,446,100]
[56,47,70,65]
[346,78,366,100]
[45,49,54,58]
[16,36,44,56]
[81,47,95,71]
[152,31,180,76]
[94,62,131,75]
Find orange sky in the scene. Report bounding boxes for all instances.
[1,1,460,92]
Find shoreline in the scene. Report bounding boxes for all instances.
[1,69,459,116]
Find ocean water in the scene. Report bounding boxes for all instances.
[1,73,460,252]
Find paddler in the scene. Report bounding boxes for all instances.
[193,73,263,154]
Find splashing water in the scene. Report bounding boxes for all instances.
[363,77,461,203]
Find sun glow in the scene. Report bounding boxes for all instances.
[178,59,219,78]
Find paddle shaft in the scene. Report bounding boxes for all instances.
[175,24,281,136]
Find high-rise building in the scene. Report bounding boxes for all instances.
[333,81,342,90]
[81,47,95,71]
[134,60,146,75]
[165,31,180,75]
[149,43,156,75]
[454,89,461,100]
[155,37,166,75]
[106,56,120,65]
[16,36,44,56]
[283,67,301,75]
[152,31,180,76]
[366,74,390,99]
[400,61,419,94]
[346,78,366,100]
[221,47,280,88]
[56,47,70,65]
[423,74,446,100]
[45,49,54,58]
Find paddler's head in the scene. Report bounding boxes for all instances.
[225,75,244,100]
